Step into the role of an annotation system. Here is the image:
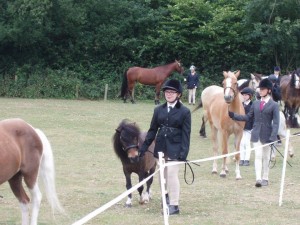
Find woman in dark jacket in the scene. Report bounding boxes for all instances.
[186,65,199,105]
[139,79,191,215]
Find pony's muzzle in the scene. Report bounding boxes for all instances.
[224,95,233,103]
[129,156,140,163]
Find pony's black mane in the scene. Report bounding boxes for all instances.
[113,119,141,162]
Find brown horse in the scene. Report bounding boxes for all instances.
[0,118,63,225]
[113,119,156,207]
[195,71,245,179]
[280,68,300,128]
[120,60,184,104]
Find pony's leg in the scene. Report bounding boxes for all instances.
[154,85,161,105]
[8,173,30,225]
[219,132,229,178]
[211,126,218,174]
[142,166,155,204]
[199,115,207,138]
[29,184,42,225]
[128,83,136,104]
[277,115,294,158]
[234,132,243,180]
[124,172,133,207]
[137,174,145,204]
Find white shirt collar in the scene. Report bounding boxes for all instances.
[243,99,251,105]
[167,101,177,108]
[261,96,270,103]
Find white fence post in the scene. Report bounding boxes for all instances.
[279,129,290,206]
[158,152,169,225]
[104,84,108,101]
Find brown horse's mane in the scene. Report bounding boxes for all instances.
[113,119,141,162]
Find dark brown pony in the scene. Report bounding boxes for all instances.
[280,68,300,128]
[195,71,245,179]
[113,119,156,207]
[0,118,63,225]
[120,60,184,104]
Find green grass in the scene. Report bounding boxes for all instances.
[0,98,299,225]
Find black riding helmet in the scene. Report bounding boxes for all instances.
[258,78,273,90]
[240,87,253,96]
[162,79,183,94]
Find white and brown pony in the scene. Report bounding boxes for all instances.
[195,71,245,179]
[0,118,64,225]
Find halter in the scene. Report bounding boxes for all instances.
[122,144,139,152]
[119,134,139,152]
[223,85,237,99]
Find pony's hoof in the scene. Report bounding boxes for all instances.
[212,171,218,175]
[220,173,226,178]
[125,203,132,208]
[236,176,242,180]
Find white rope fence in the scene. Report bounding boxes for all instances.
[72,131,298,225]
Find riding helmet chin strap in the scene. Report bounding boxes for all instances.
[261,90,271,98]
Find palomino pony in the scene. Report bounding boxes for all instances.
[195,71,245,179]
[280,68,300,128]
[120,60,184,104]
[0,118,63,225]
[113,119,156,207]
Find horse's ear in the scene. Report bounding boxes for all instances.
[116,128,121,133]
[223,71,228,77]
[235,70,241,78]
[251,73,255,79]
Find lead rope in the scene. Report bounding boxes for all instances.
[166,159,200,185]
[269,144,292,168]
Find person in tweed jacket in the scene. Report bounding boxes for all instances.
[229,78,279,187]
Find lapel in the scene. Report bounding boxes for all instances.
[261,99,272,112]
[169,101,181,115]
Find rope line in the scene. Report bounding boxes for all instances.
[71,133,298,224]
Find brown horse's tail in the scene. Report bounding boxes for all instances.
[120,70,128,98]
[192,99,203,113]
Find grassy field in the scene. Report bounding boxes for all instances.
[0,98,299,225]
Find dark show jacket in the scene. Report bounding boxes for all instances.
[140,101,191,160]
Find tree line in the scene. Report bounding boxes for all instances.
[0,0,299,100]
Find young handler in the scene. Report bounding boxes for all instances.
[229,79,279,187]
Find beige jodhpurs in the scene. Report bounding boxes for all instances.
[157,158,180,205]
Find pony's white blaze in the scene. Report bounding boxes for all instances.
[224,77,232,96]
[294,74,300,89]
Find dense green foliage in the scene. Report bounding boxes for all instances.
[0,0,299,99]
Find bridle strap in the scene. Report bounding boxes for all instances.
[223,85,237,99]
[123,144,139,152]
